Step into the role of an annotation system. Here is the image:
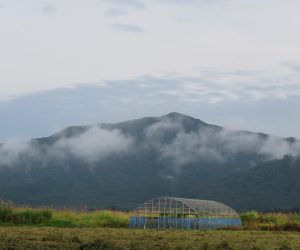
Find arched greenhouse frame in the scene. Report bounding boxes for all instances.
[129,197,241,230]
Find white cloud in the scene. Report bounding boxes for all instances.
[105,0,146,9]
[143,117,300,166]
[0,0,300,98]
[0,140,39,166]
[0,72,300,141]
[110,23,144,33]
[0,126,134,167]
[0,0,300,141]
[54,126,134,163]
[40,5,57,14]
[260,137,300,159]
[282,61,300,75]
[105,8,128,17]
[1,117,299,169]
[158,0,222,6]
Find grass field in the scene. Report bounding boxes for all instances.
[2,202,300,231]
[1,203,300,249]
[0,227,299,250]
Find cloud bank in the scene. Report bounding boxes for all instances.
[0,116,300,170]
[54,126,134,163]
[1,67,300,140]
[143,117,300,166]
[0,126,134,167]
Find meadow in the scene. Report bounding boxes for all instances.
[1,202,300,249]
[0,227,299,250]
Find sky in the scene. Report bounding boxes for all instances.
[0,0,300,141]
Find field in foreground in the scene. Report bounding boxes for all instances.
[2,202,300,231]
[0,227,299,250]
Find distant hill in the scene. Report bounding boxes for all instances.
[0,112,299,211]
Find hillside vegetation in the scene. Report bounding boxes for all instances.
[0,113,300,211]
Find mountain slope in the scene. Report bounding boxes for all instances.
[180,155,300,211]
[0,112,299,211]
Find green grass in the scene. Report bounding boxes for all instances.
[0,202,52,225]
[0,202,129,228]
[1,203,300,249]
[0,227,299,250]
[240,211,300,231]
[1,202,300,233]
[49,209,129,228]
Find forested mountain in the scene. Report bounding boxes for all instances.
[0,112,299,211]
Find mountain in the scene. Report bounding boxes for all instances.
[0,112,299,211]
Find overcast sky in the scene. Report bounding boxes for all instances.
[0,0,300,141]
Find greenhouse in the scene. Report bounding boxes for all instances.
[129,197,241,230]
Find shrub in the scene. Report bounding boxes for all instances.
[95,211,128,228]
[258,213,278,224]
[0,202,13,223]
[0,202,52,225]
[10,209,53,224]
[240,211,259,225]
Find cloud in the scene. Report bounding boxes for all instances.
[53,126,134,163]
[1,69,300,141]
[0,140,39,166]
[282,61,300,74]
[110,23,144,33]
[160,0,220,5]
[105,0,146,9]
[158,128,225,165]
[103,0,145,18]
[156,0,224,8]
[0,126,134,167]
[1,115,300,170]
[260,137,300,159]
[143,116,300,166]
[41,5,57,14]
[105,8,128,17]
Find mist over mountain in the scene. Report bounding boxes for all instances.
[0,112,299,211]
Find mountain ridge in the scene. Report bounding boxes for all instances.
[33,112,296,143]
[0,112,299,211]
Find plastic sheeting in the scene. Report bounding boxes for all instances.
[129,216,242,230]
